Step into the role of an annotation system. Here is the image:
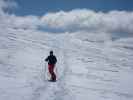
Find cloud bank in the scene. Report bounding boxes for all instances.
[41,9,133,34]
[0,0,133,37]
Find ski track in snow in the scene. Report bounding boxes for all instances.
[0,31,133,100]
[30,34,73,100]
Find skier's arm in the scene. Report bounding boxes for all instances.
[55,56,57,63]
[45,56,49,62]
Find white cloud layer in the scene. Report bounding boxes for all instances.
[0,0,133,37]
[0,0,17,14]
[41,9,133,34]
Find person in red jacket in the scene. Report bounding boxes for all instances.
[45,50,57,82]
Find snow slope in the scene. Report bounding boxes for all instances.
[0,29,133,100]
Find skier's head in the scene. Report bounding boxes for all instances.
[50,50,53,55]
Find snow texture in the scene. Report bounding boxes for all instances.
[0,28,133,100]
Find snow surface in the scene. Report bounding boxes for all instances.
[0,29,133,100]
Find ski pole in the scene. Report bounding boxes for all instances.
[45,62,51,80]
[55,65,58,80]
[44,62,47,80]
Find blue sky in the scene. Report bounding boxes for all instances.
[10,0,133,16]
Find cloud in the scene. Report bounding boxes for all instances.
[0,0,6,15]
[0,0,133,40]
[41,9,133,34]
[9,15,41,30]
[0,0,17,14]
[0,0,40,30]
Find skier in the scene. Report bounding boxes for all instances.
[45,50,57,82]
